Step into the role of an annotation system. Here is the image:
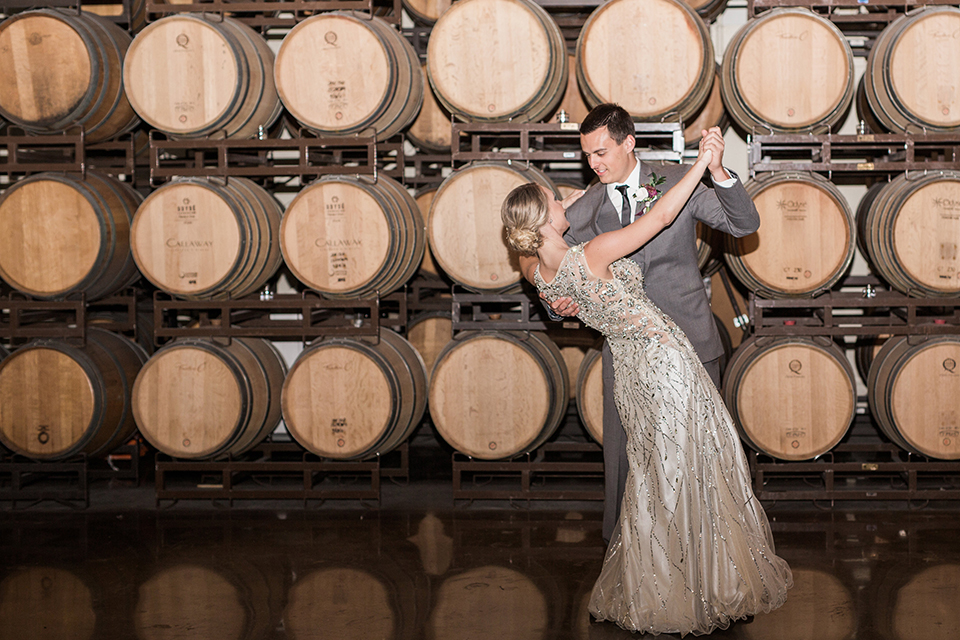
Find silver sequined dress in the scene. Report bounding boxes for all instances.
[536,244,792,636]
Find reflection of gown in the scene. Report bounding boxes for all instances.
[536,245,793,636]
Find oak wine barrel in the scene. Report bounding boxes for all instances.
[552,54,590,125]
[132,337,287,459]
[124,14,280,139]
[275,12,422,141]
[280,174,425,299]
[0,9,140,142]
[867,335,960,460]
[131,177,283,300]
[720,8,854,134]
[0,171,142,301]
[722,336,856,460]
[0,328,148,460]
[402,0,452,25]
[575,347,603,445]
[576,0,714,125]
[406,65,453,153]
[407,310,453,379]
[414,186,446,280]
[862,7,960,134]
[281,328,427,460]
[427,0,567,123]
[684,65,729,147]
[724,172,856,298]
[429,330,568,460]
[428,161,558,293]
[856,171,960,297]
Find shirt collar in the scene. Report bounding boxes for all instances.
[606,157,643,199]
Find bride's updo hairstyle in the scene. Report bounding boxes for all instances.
[501,183,549,257]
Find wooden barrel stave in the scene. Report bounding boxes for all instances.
[281,328,427,459]
[428,330,568,460]
[576,0,714,125]
[132,337,286,459]
[722,336,856,460]
[0,328,147,460]
[867,335,960,459]
[280,174,424,299]
[723,172,856,298]
[720,8,853,135]
[428,161,558,293]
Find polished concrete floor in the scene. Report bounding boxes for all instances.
[3,431,960,639]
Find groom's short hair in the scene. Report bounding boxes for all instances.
[580,104,634,145]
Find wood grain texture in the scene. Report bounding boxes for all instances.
[724,337,856,461]
[427,0,566,122]
[577,0,713,123]
[575,348,603,445]
[722,8,853,133]
[725,172,855,298]
[428,162,557,292]
[869,336,960,459]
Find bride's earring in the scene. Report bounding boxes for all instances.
[548,218,553,223]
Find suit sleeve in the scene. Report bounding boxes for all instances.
[689,169,760,239]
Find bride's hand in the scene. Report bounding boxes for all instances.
[696,136,714,172]
[561,188,586,210]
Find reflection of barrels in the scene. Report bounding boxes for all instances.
[281,328,427,460]
[0,567,97,640]
[576,0,714,125]
[575,347,603,445]
[407,66,453,152]
[429,566,549,639]
[429,331,568,459]
[276,12,422,141]
[723,336,856,460]
[876,562,960,640]
[124,15,280,139]
[740,567,855,640]
[135,561,274,640]
[427,0,567,123]
[429,161,557,293]
[724,172,856,298]
[131,177,283,300]
[868,336,960,459]
[0,171,142,301]
[284,568,396,640]
[280,174,424,298]
[856,171,960,297]
[721,8,854,134]
[407,310,453,378]
[863,7,960,134]
[0,328,147,460]
[0,10,140,142]
[132,338,286,459]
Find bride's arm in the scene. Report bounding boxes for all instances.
[583,145,712,278]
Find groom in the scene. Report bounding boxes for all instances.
[521,103,760,542]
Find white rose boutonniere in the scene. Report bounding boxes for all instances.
[633,172,667,215]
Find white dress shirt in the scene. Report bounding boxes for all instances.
[607,161,738,225]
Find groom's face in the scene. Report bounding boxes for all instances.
[580,126,637,185]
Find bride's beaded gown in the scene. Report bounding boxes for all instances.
[536,244,792,636]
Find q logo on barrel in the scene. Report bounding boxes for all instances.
[788,359,803,375]
[944,358,957,374]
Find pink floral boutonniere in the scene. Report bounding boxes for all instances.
[634,172,667,215]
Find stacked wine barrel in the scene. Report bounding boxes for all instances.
[0,0,956,476]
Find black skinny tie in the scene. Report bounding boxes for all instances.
[616,184,631,227]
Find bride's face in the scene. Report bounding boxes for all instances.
[540,186,570,235]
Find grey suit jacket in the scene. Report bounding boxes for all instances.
[564,157,759,363]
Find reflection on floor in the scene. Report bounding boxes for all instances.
[2,484,960,640]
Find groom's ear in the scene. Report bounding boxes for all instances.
[623,135,636,153]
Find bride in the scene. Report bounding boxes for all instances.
[501,141,792,636]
